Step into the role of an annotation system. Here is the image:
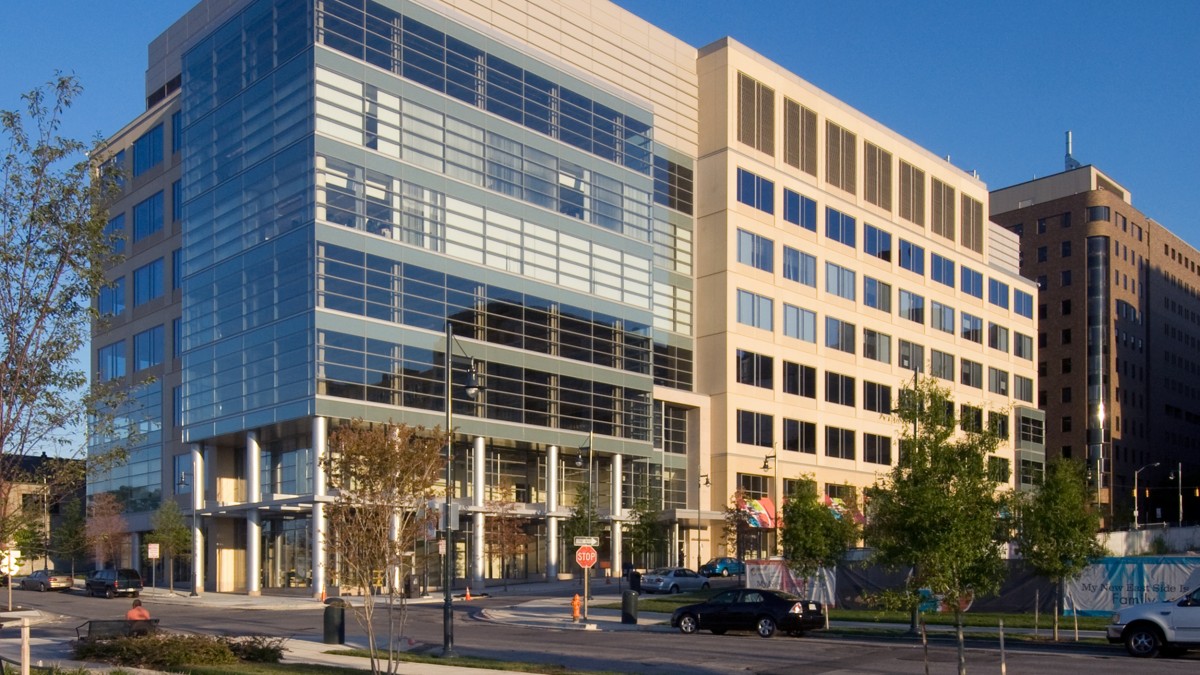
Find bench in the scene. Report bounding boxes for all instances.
[75,619,160,641]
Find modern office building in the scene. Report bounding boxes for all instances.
[92,0,1039,596]
[992,159,1200,527]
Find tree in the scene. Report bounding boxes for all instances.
[1014,458,1104,641]
[780,475,858,625]
[323,420,444,675]
[0,75,129,547]
[561,482,599,545]
[86,493,128,568]
[485,483,530,590]
[864,375,1010,675]
[625,497,665,570]
[52,496,88,579]
[147,499,191,594]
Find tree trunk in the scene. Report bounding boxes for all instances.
[955,608,966,675]
[1053,577,1060,642]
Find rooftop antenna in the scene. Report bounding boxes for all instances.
[1065,131,1082,171]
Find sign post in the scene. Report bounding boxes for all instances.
[0,550,22,611]
[148,543,160,593]
[574,540,598,620]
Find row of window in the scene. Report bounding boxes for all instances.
[97,251,183,318]
[97,322,174,380]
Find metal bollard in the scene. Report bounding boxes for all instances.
[323,598,347,644]
[621,590,638,625]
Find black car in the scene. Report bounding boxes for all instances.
[671,588,824,638]
[85,568,143,598]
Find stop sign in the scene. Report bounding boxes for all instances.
[575,545,598,569]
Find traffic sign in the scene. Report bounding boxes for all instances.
[573,536,599,546]
[575,545,598,569]
[148,543,160,560]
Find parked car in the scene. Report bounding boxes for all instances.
[85,568,143,598]
[20,569,73,592]
[1107,585,1200,657]
[671,587,825,638]
[699,557,745,577]
[641,567,709,594]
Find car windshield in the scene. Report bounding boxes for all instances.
[703,559,722,566]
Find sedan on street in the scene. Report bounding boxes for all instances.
[641,567,710,594]
[20,569,74,592]
[671,587,825,638]
[699,557,745,577]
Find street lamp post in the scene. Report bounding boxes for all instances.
[1133,462,1160,530]
[441,322,482,659]
[695,474,709,569]
[898,355,920,635]
[177,471,198,597]
[574,431,595,618]
[1169,463,1183,527]
[762,450,778,555]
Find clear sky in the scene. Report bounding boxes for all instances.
[1,0,1198,235]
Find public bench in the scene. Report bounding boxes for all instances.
[75,619,160,641]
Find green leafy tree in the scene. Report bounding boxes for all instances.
[323,420,444,675]
[721,490,756,560]
[781,475,858,623]
[1014,459,1104,641]
[561,482,599,545]
[625,497,665,570]
[147,499,191,594]
[864,375,1010,675]
[51,496,88,579]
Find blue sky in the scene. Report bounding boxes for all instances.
[2,0,1197,233]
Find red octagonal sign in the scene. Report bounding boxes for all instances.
[575,545,598,569]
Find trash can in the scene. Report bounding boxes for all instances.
[323,598,348,644]
[621,590,638,624]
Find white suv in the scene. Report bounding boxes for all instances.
[1107,586,1200,657]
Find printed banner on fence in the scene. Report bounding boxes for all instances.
[1066,556,1200,616]
[747,559,835,607]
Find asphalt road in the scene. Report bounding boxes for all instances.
[7,585,1200,674]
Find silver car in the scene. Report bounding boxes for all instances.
[641,567,710,594]
[20,569,73,592]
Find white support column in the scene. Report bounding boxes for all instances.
[191,445,204,595]
[546,445,559,580]
[312,416,328,599]
[610,453,623,578]
[471,435,485,590]
[246,430,262,596]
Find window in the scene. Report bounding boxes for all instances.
[863,276,891,312]
[171,110,182,153]
[1061,358,1071,374]
[961,266,983,298]
[863,381,892,413]
[132,124,163,177]
[1061,328,1071,345]
[863,223,892,261]
[988,323,1009,352]
[173,316,182,359]
[988,367,1009,395]
[899,240,924,275]
[172,248,183,290]
[132,191,164,242]
[961,359,982,388]
[988,279,1009,309]
[899,160,925,225]
[1014,289,1033,318]
[931,349,954,380]
[172,180,183,222]
[1061,386,1072,403]
[737,290,773,331]
[98,277,125,317]
[825,262,856,300]
[1037,246,1047,262]
[1087,205,1110,222]
[931,301,955,333]
[1020,459,1044,486]
[737,169,774,214]
[783,304,816,342]
[864,433,891,465]
[104,214,126,255]
[737,229,774,272]
[988,457,1011,484]
[133,325,164,371]
[655,156,694,215]
[1014,375,1033,402]
[825,426,855,460]
[133,258,164,306]
[737,350,773,389]
[1019,415,1045,444]
[783,361,816,398]
[737,73,774,155]
[783,189,817,231]
[899,290,924,324]
[961,194,984,253]
[863,329,891,364]
[931,177,955,241]
[783,98,817,175]
[1061,299,1072,315]
[1061,240,1072,258]
[990,412,1009,439]
[783,247,816,286]
[1062,416,1072,432]
[864,142,892,210]
[98,341,126,381]
[930,253,954,288]
[825,372,855,406]
[738,473,768,499]
[1015,332,1033,359]
[961,312,982,343]
[825,316,856,353]
[1061,270,1072,287]
[899,340,924,372]
[826,207,856,247]
[826,121,856,194]
[783,418,817,453]
[736,409,773,447]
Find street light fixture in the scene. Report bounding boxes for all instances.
[177,471,198,597]
[762,450,779,555]
[1133,462,1160,530]
[695,474,709,568]
[441,322,483,659]
[1169,463,1183,527]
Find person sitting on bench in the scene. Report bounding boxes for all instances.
[126,599,150,621]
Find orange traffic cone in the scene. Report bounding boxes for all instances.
[465,586,472,601]
[320,587,326,602]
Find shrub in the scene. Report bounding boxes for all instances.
[223,634,289,663]
[73,634,237,669]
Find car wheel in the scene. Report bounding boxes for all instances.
[1124,623,1163,658]
[701,582,710,590]
[670,585,680,594]
[756,616,777,638]
[678,614,699,634]
[721,569,729,577]
[105,588,114,599]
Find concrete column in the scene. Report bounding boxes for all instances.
[312,416,328,599]
[471,435,485,589]
[130,531,141,573]
[610,453,623,577]
[191,444,204,595]
[246,430,261,596]
[546,445,558,579]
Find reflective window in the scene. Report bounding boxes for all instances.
[783,189,817,231]
[133,325,164,371]
[133,191,164,241]
[783,304,816,343]
[737,169,774,214]
[737,229,774,273]
[826,207,855,247]
[133,259,164,306]
[132,124,163,177]
[783,247,816,287]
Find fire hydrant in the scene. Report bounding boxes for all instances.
[571,593,582,623]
